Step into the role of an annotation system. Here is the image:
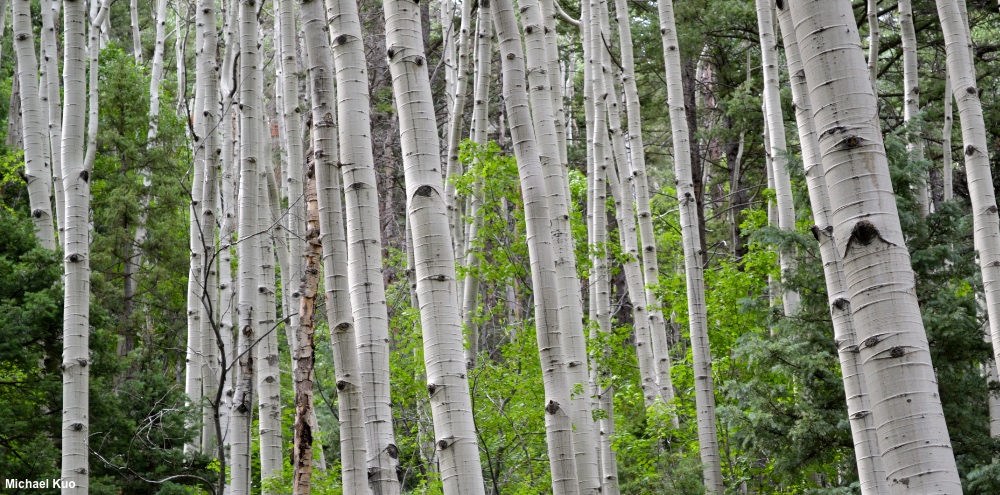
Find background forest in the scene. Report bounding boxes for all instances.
[3,0,1000,494]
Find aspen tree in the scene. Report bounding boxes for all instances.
[12,0,56,250]
[492,0,579,492]
[899,0,928,216]
[195,0,222,454]
[442,0,473,266]
[934,0,1000,378]
[232,0,264,490]
[612,0,676,416]
[867,0,878,92]
[325,0,402,490]
[656,0,725,491]
[943,64,953,201]
[788,0,962,491]
[521,0,601,488]
[0,0,6,64]
[775,5,888,493]
[382,0,487,489]
[257,158,283,492]
[755,0,798,315]
[461,2,492,369]
[41,0,64,236]
[131,0,142,62]
[294,168,321,494]
[301,0,368,490]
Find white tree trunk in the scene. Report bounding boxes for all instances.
[442,0,473,266]
[867,0,878,92]
[382,0,488,489]
[59,0,92,490]
[41,0,64,237]
[775,6,889,494]
[900,0,928,216]
[934,0,1000,384]
[612,0,676,419]
[131,0,143,62]
[461,3,492,369]
[231,0,264,490]
[325,0,403,491]
[655,0,725,491]
[788,0,962,491]
[257,157,284,491]
[943,63,953,202]
[301,0,369,490]
[12,0,56,250]
[492,1,580,493]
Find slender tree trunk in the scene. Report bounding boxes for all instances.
[443,0,473,266]
[755,0,799,315]
[294,169,321,495]
[775,6,889,493]
[195,0,222,456]
[935,0,1000,423]
[131,0,143,62]
[231,0,264,490]
[258,158,284,492]
[899,0,928,216]
[492,1,579,493]
[301,0,368,490]
[381,0,487,489]
[0,0,7,65]
[942,63,953,202]
[867,0,879,92]
[461,2,492,369]
[656,0,725,491]
[41,0,64,238]
[788,1,962,491]
[612,0,676,418]
[12,0,56,250]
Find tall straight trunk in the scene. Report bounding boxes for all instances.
[0,0,7,64]
[774,6,889,494]
[935,0,1000,415]
[755,0,799,316]
[900,0,928,216]
[988,356,1000,440]
[612,0,676,416]
[293,170,321,495]
[461,2,492,369]
[381,0,487,491]
[788,0,962,491]
[59,0,91,490]
[12,0,56,250]
[231,0,264,490]
[492,1,579,493]
[301,0,368,490]
[656,0,725,492]
[942,64,953,201]
[41,0,64,237]
[522,0,601,489]
[867,0,879,92]
[443,0,473,265]
[326,0,401,491]
[196,0,222,455]
[258,159,283,491]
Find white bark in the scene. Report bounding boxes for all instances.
[943,64,953,202]
[492,1,579,493]
[935,0,1000,437]
[256,157,283,491]
[867,0,878,92]
[231,0,263,490]
[899,0,928,216]
[41,0,64,237]
[12,0,56,250]
[655,0,725,491]
[382,0,487,490]
[461,2,492,369]
[612,0,676,418]
[788,0,962,491]
[775,5,889,493]
[325,0,402,491]
[301,0,368,490]
[131,0,143,62]
[443,0,473,266]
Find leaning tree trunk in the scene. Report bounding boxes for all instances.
[301,0,369,490]
[493,0,580,493]
[934,0,1000,386]
[775,5,889,494]
[381,0,489,491]
[755,0,799,316]
[231,0,264,491]
[788,0,962,492]
[612,0,676,418]
[656,0,725,492]
[12,0,56,250]
[326,0,404,491]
